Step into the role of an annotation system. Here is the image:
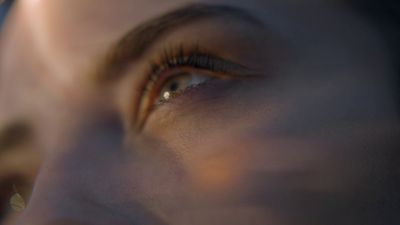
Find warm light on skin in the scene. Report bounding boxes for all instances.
[19,0,58,78]
[0,1,399,225]
[191,151,242,192]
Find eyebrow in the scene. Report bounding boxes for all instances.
[94,3,265,85]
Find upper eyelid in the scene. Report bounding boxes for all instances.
[142,46,259,102]
[92,4,265,87]
[145,53,244,93]
[150,49,252,76]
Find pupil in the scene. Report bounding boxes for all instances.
[169,82,179,92]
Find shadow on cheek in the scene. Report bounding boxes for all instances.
[238,170,399,225]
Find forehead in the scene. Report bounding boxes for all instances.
[2,0,384,104]
[17,0,345,70]
[26,0,343,44]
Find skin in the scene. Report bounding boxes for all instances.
[0,0,399,224]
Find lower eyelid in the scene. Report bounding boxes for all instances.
[137,67,233,124]
[156,75,217,106]
[140,70,263,129]
[142,77,246,131]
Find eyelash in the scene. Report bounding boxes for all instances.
[135,45,251,129]
[150,45,231,76]
[145,45,243,93]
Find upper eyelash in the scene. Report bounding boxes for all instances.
[150,45,229,74]
[145,45,249,90]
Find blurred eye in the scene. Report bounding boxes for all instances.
[0,176,33,222]
[9,189,25,212]
[157,72,211,103]
[0,122,40,222]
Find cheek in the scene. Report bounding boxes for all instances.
[139,126,399,213]
[137,80,279,198]
[140,73,399,197]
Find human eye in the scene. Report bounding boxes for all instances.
[134,45,258,129]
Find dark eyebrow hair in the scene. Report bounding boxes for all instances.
[94,3,264,85]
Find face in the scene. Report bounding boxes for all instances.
[0,0,399,225]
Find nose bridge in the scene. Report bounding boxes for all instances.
[14,175,134,225]
[14,161,167,225]
[10,114,136,225]
[9,105,177,225]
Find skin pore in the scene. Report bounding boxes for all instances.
[0,0,399,225]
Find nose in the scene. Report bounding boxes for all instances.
[9,112,169,225]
